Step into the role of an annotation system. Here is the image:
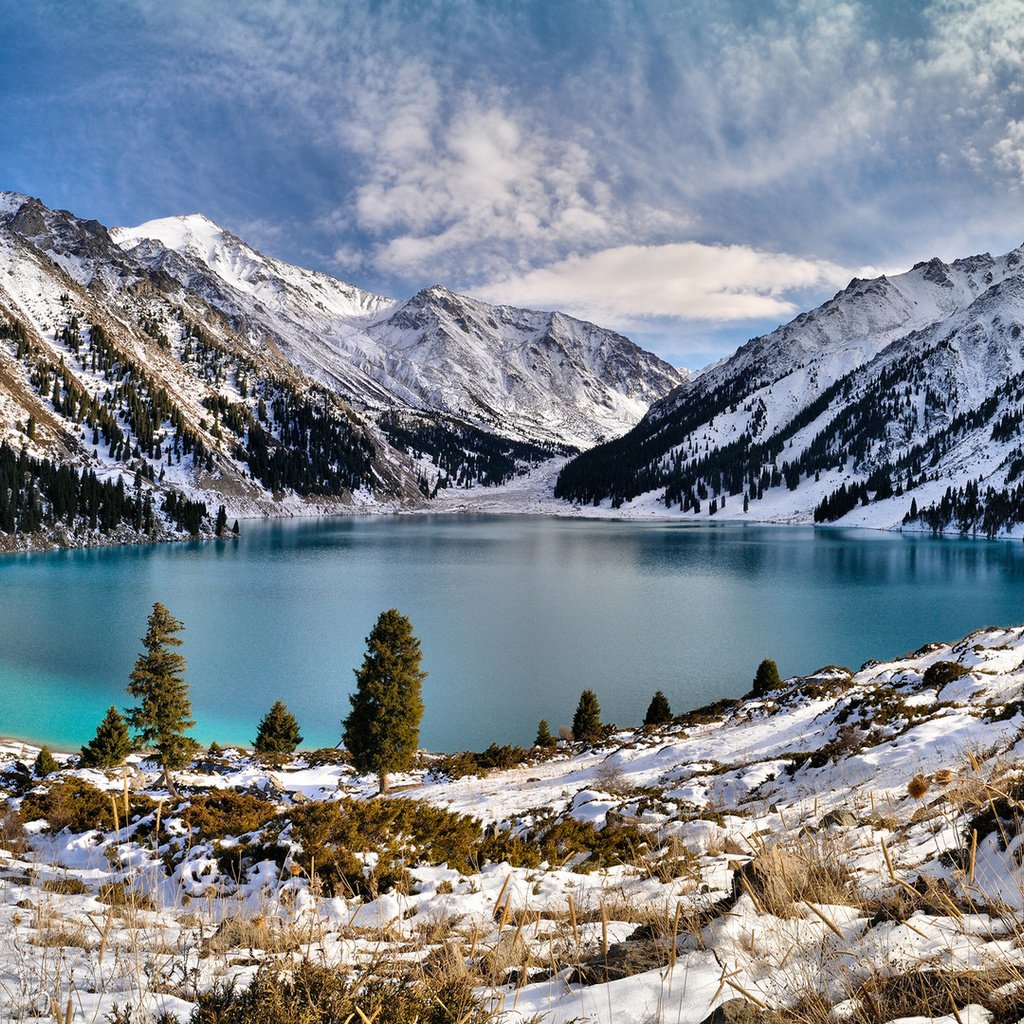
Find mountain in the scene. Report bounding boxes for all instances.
[112,214,684,449]
[556,244,1024,537]
[0,193,680,547]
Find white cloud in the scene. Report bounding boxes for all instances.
[477,242,867,327]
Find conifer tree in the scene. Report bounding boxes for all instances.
[644,690,673,726]
[80,706,132,768]
[534,719,555,748]
[215,505,228,537]
[343,609,426,794]
[752,658,783,697]
[126,602,197,793]
[254,700,303,757]
[572,689,603,744]
[33,746,58,777]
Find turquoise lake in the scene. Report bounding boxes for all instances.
[2,515,1024,753]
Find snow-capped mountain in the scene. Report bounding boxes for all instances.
[556,244,1024,536]
[0,193,680,546]
[113,213,684,449]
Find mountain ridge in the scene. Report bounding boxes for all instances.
[555,241,1024,537]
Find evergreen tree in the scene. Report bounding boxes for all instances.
[644,690,673,726]
[572,689,603,744]
[254,700,303,757]
[215,504,228,537]
[33,746,58,777]
[534,719,555,748]
[126,602,197,793]
[80,706,133,768]
[342,609,426,794]
[752,658,783,697]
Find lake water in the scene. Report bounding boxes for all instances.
[2,516,1024,753]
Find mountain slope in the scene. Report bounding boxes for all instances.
[0,193,680,547]
[113,214,685,449]
[556,245,1024,536]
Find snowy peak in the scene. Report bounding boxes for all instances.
[557,239,1024,536]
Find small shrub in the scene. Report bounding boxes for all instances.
[572,690,603,743]
[751,659,782,697]
[0,809,28,855]
[189,960,489,1024]
[922,660,971,688]
[182,791,279,842]
[22,779,155,834]
[33,747,59,778]
[43,876,90,895]
[644,690,673,726]
[253,700,303,757]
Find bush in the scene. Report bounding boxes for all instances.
[253,700,303,757]
[572,690,603,743]
[922,660,971,688]
[80,706,133,768]
[22,779,155,834]
[429,743,531,781]
[182,791,280,842]
[751,659,782,697]
[644,690,672,726]
[190,959,489,1024]
[33,747,58,777]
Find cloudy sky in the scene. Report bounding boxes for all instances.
[3,0,1024,368]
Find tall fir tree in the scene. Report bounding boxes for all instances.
[254,700,303,757]
[343,609,426,794]
[572,689,603,744]
[80,706,133,768]
[751,659,783,697]
[644,690,673,726]
[126,602,197,793]
[534,719,555,748]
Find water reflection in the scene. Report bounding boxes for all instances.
[2,517,1024,751]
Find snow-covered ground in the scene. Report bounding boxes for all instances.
[6,626,1024,1022]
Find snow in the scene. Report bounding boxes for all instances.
[2,624,1024,1021]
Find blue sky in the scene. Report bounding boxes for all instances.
[3,0,1024,368]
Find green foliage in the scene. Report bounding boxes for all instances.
[33,746,58,778]
[80,706,133,768]
[752,658,783,697]
[572,689,603,743]
[288,798,485,896]
[343,609,427,793]
[428,743,531,781]
[253,700,303,756]
[126,603,198,773]
[922,660,972,688]
[644,690,672,726]
[189,959,489,1024]
[534,719,556,747]
[182,791,280,842]
[21,779,155,834]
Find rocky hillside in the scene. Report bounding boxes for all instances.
[556,245,1024,537]
[4,623,1024,1022]
[0,193,681,547]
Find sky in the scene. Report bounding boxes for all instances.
[3,0,1024,369]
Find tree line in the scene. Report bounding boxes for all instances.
[59,604,786,797]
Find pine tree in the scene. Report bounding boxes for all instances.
[572,690,603,744]
[752,659,783,697]
[254,700,303,757]
[215,505,228,537]
[33,746,58,777]
[80,706,133,768]
[343,609,427,794]
[534,719,555,748]
[644,690,672,726]
[126,602,197,792]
